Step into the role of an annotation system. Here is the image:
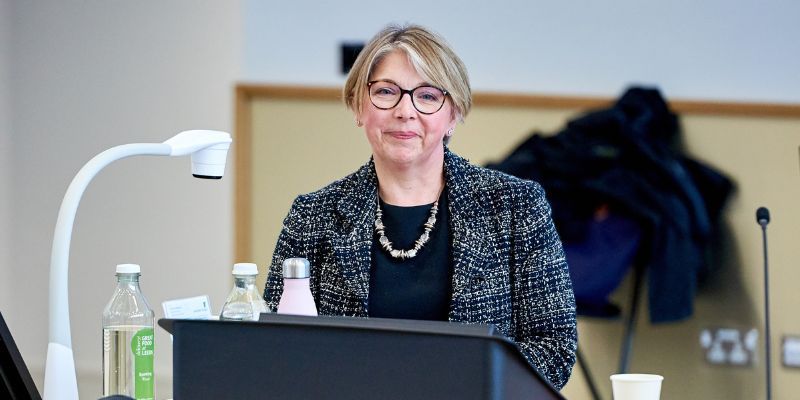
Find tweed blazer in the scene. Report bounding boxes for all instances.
[265,149,577,389]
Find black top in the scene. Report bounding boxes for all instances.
[368,190,452,321]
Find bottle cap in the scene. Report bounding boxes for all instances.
[232,262,259,276]
[116,263,141,274]
[282,258,310,279]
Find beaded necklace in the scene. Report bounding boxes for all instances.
[374,198,439,260]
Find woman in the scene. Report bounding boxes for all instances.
[265,24,577,389]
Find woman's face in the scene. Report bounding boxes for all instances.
[358,50,456,168]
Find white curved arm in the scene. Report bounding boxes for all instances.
[44,130,231,400]
[49,144,171,347]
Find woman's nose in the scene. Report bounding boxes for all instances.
[393,92,417,119]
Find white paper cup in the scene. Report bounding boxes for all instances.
[610,374,663,400]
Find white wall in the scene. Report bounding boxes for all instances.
[244,0,800,103]
[6,1,241,398]
[0,0,12,311]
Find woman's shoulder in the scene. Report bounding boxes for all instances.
[449,153,554,229]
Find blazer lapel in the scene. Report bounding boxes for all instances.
[444,150,497,309]
[331,160,378,314]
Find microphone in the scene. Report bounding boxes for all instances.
[756,206,771,400]
[757,207,770,226]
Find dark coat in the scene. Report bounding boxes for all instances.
[487,87,733,323]
[265,149,577,389]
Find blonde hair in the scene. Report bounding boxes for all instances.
[343,24,472,123]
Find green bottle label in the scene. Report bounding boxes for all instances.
[131,327,155,400]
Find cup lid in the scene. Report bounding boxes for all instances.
[282,258,310,278]
[610,374,664,382]
[232,263,259,275]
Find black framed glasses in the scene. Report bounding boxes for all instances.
[367,80,449,115]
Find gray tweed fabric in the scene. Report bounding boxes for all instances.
[264,148,577,389]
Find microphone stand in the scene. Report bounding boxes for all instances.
[756,207,771,400]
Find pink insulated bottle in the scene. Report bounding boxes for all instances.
[277,258,318,316]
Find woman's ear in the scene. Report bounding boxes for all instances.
[354,110,364,127]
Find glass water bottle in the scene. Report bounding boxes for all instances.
[220,263,268,321]
[102,263,155,400]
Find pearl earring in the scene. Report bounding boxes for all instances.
[446,128,454,137]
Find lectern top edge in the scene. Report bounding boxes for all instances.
[160,313,506,339]
[158,313,564,399]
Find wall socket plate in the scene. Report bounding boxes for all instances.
[700,327,758,366]
[783,336,800,368]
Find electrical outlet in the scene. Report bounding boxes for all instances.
[700,327,758,366]
[783,336,800,368]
